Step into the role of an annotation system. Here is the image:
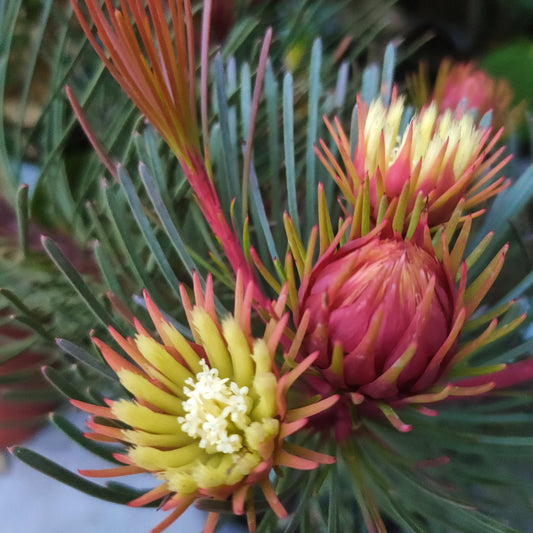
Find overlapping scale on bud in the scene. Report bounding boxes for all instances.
[71,273,337,533]
[317,93,510,232]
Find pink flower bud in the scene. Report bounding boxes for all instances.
[299,234,457,400]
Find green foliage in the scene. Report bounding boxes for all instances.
[481,40,533,107]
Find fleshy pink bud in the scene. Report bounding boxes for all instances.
[290,211,525,438]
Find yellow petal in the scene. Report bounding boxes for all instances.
[159,322,203,374]
[136,335,195,385]
[251,339,271,374]
[222,317,254,387]
[165,467,199,495]
[245,419,279,452]
[112,401,182,434]
[123,428,192,448]
[192,454,236,488]
[118,369,185,416]
[130,443,205,470]
[232,451,262,478]
[415,103,438,158]
[251,373,278,419]
[192,308,232,379]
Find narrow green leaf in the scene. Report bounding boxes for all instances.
[86,202,123,269]
[56,338,115,380]
[476,163,533,254]
[1,387,58,402]
[264,60,282,243]
[328,468,340,533]
[0,0,24,196]
[380,42,396,106]
[138,163,197,278]
[0,288,40,322]
[241,29,272,222]
[42,366,89,402]
[361,64,380,104]
[142,126,166,191]
[117,165,182,299]
[104,186,161,300]
[305,38,322,233]
[16,184,29,256]
[221,15,260,59]
[480,110,493,129]
[50,412,122,465]
[41,236,118,330]
[283,72,299,228]
[13,0,53,161]
[240,61,252,146]
[93,241,128,304]
[248,159,279,263]
[334,61,350,112]
[214,53,240,209]
[11,447,145,505]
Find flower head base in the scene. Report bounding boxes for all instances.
[72,273,337,532]
[317,94,510,231]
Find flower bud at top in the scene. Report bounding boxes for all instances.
[410,59,525,133]
[318,94,510,234]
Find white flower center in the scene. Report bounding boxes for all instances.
[178,360,251,454]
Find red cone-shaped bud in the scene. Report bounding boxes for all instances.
[299,234,457,400]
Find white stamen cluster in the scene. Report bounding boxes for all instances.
[178,360,251,454]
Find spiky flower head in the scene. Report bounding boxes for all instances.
[317,94,510,231]
[290,213,525,437]
[72,273,337,533]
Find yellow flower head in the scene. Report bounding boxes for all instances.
[72,273,337,533]
[317,93,510,231]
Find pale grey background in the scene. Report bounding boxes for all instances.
[0,410,246,533]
